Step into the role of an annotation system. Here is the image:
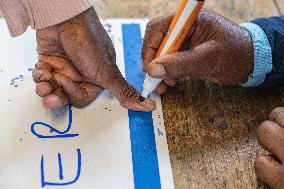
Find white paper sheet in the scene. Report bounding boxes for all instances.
[0,19,174,189]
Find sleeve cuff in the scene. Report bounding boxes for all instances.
[239,23,273,87]
[25,0,96,30]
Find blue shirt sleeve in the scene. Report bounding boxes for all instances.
[239,23,272,87]
[252,15,284,86]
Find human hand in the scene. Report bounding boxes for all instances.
[142,9,254,94]
[255,107,284,189]
[33,8,155,111]
[33,55,104,109]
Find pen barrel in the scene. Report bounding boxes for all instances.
[156,0,204,57]
[141,0,204,98]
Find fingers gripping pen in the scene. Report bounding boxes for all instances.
[141,0,205,99]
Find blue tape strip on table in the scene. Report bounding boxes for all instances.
[122,24,161,189]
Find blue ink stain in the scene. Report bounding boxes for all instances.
[10,75,25,87]
[41,149,82,187]
[31,104,79,138]
[157,129,164,137]
[28,68,33,72]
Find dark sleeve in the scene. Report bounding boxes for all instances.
[252,15,284,86]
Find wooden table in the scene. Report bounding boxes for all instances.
[1,1,283,188]
[96,1,284,188]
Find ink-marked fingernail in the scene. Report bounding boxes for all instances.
[140,98,156,111]
[139,96,146,103]
[148,63,166,78]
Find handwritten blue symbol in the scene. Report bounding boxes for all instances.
[58,153,64,180]
[31,104,79,138]
[41,149,82,187]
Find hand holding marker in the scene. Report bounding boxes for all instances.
[141,0,205,100]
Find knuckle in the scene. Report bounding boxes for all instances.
[146,20,156,30]
[145,18,162,34]
[254,156,266,171]
[142,64,148,73]
[270,107,284,121]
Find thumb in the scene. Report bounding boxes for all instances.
[146,41,216,80]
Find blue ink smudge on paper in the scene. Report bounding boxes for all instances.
[10,75,25,87]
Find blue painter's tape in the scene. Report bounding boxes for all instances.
[122,24,161,189]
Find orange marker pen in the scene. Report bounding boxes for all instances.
[141,0,205,99]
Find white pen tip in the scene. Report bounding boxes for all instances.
[141,91,149,99]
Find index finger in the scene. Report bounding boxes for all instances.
[142,14,174,72]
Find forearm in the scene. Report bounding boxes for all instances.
[0,0,95,37]
[240,15,284,87]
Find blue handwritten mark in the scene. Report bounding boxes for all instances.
[31,104,79,138]
[41,149,82,187]
[58,153,64,180]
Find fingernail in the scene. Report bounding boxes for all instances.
[140,98,156,111]
[44,94,64,109]
[148,63,166,78]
